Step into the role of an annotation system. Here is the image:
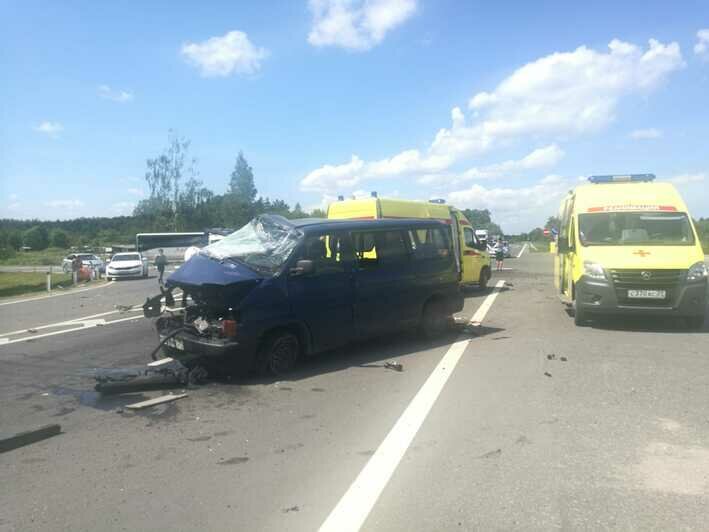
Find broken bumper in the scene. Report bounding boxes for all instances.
[159,330,256,371]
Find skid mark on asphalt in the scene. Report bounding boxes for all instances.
[319,279,506,532]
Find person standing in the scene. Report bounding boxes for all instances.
[494,242,505,271]
[155,249,168,284]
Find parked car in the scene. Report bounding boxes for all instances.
[62,253,105,273]
[146,215,464,375]
[105,252,149,280]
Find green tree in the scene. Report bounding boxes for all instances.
[8,230,23,250]
[50,229,70,248]
[23,225,49,250]
[545,216,561,230]
[462,209,491,227]
[309,208,327,218]
[229,151,257,203]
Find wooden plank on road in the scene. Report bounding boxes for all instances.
[0,424,61,453]
[125,393,188,410]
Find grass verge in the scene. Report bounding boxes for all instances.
[0,272,75,298]
[0,248,68,266]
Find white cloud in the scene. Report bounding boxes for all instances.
[127,187,144,197]
[301,38,683,193]
[307,0,417,51]
[630,128,662,139]
[110,201,136,215]
[668,173,706,185]
[44,199,84,209]
[7,202,21,211]
[419,144,564,185]
[694,29,709,58]
[181,30,269,77]
[34,121,64,137]
[9,193,18,201]
[447,176,574,232]
[98,85,134,103]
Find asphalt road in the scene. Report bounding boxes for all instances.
[1,247,708,531]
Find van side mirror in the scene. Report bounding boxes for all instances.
[291,259,315,276]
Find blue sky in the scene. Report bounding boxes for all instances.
[2,0,708,232]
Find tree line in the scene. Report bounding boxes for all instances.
[0,132,324,257]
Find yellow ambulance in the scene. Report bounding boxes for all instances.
[555,174,707,327]
[328,195,492,288]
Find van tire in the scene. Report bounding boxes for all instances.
[421,300,450,339]
[257,330,299,376]
[479,267,490,290]
[573,301,588,326]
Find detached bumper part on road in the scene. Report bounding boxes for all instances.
[576,273,707,318]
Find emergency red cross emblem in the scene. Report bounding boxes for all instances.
[633,250,651,257]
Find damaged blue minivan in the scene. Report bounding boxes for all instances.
[146,215,463,375]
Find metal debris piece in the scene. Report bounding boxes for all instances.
[546,354,556,360]
[544,371,552,377]
[93,360,190,394]
[27,328,37,333]
[115,304,133,313]
[125,393,188,410]
[0,424,61,453]
[384,361,403,372]
[560,356,567,362]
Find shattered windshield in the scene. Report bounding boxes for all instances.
[202,215,302,274]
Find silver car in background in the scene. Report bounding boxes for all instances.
[61,253,105,273]
[105,252,149,280]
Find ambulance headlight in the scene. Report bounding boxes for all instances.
[583,261,606,280]
[687,262,708,282]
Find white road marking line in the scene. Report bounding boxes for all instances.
[0,315,144,346]
[530,242,538,251]
[516,243,528,258]
[0,281,116,307]
[319,279,506,532]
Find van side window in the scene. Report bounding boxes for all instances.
[352,230,409,269]
[463,227,475,247]
[299,232,351,274]
[411,227,451,260]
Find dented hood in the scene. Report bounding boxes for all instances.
[165,253,264,305]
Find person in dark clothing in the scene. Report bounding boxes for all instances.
[155,249,168,284]
[494,243,505,271]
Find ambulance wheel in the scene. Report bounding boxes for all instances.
[479,267,490,290]
[257,330,299,376]
[573,301,588,326]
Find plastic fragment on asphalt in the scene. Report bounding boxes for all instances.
[384,361,403,372]
[125,393,188,410]
[27,328,37,333]
[0,424,61,453]
[560,356,567,362]
[544,371,552,377]
[546,354,556,360]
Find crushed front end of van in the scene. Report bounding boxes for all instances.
[143,215,303,372]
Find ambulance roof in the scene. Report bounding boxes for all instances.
[571,181,689,214]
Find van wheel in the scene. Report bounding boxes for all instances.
[573,301,588,326]
[257,331,299,376]
[422,300,450,339]
[479,267,490,290]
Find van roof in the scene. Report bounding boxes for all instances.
[287,216,448,231]
[572,181,689,213]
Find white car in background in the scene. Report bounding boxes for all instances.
[62,253,105,273]
[105,252,149,280]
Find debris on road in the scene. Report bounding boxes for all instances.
[546,354,556,360]
[115,304,133,313]
[384,361,403,372]
[544,371,552,377]
[147,357,175,367]
[476,448,502,459]
[0,423,61,453]
[560,356,568,362]
[27,328,37,333]
[282,505,300,513]
[93,360,190,394]
[125,393,188,410]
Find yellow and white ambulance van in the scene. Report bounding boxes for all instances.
[555,174,707,327]
[328,195,492,288]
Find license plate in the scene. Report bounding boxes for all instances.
[165,337,184,350]
[627,289,666,299]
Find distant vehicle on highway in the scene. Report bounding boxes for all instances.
[149,215,463,375]
[555,174,707,328]
[62,253,104,273]
[105,252,149,280]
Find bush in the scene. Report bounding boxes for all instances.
[23,226,49,251]
[51,229,70,248]
[0,247,16,260]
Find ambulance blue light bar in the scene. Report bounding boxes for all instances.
[588,174,655,184]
